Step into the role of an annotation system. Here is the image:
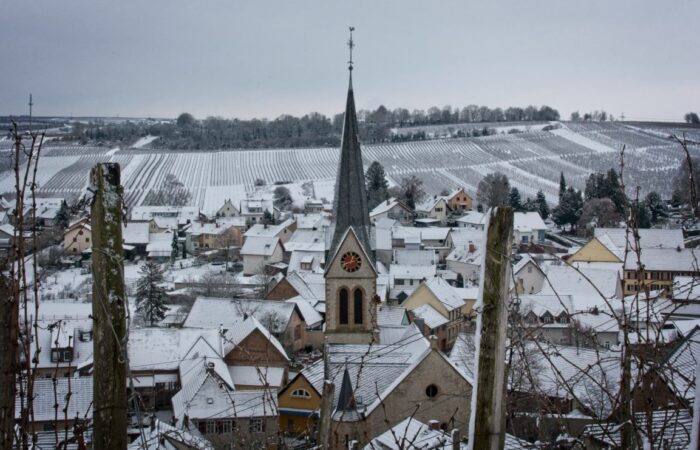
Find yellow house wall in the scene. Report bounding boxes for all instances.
[278,375,320,435]
[569,237,621,263]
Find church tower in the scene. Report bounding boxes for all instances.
[325,29,378,345]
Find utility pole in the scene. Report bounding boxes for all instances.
[468,207,513,450]
[28,94,33,131]
[91,163,128,450]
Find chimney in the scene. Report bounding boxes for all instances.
[428,419,440,430]
[468,241,476,253]
[428,334,439,350]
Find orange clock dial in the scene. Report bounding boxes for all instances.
[341,251,362,272]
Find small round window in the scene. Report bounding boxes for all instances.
[425,384,438,398]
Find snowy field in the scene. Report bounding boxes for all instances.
[1,122,697,213]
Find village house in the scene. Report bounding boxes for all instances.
[512,255,546,295]
[513,211,547,245]
[215,199,240,218]
[184,297,308,353]
[244,218,296,244]
[185,218,246,257]
[414,196,450,224]
[368,197,412,225]
[121,221,151,257]
[401,276,467,350]
[446,241,482,286]
[240,198,277,224]
[622,247,700,296]
[442,187,473,213]
[63,218,91,254]
[456,211,486,230]
[240,236,285,275]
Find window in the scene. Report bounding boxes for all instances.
[542,314,552,324]
[604,341,611,349]
[339,288,349,325]
[249,418,264,433]
[425,384,438,398]
[206,420,216,434]
[292,389,311,399]
[395,279,405,286]
[353,289,363,324]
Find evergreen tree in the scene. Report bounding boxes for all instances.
[365,161,390,210]
[508,187,523,211]
[535,190,549,220]
[605,169,626,214]
[559,172,567,200]
[171,232,179,261]
[136,261,168,326]
[263,209,275,225]
[522,197,536,212]
[671,189,683,208]
[645,191,667,224]
[55,201,70,229]
[273,186,293,211]
[553,187,583,232]
[633,201,651,229]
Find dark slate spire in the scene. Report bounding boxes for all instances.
[336,365,357,412]
[330,28,373,260]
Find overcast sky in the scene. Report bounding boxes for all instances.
[2,0,698,122]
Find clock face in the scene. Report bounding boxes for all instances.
[341,251,362,272]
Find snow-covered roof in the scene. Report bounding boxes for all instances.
[623,247,699,272]
[286,296,323,328]
[390,264,436,280]
[128,328,221,372]
[423,276,466,311]
[374,227,392,250]
[287,250,324,272]
[122,221,150,245]
[228,365,286,388]
[393,249,436,266]
[369,197,409,217]
[244,218,294,238]
[594,227,685,251]
[187,218,246,236]
[376,305,408,327]
[184,297,298,334]
[293,213,331,230]
[284,228,326,252]
[540,264,620,310]
[672,276,700,301]
[415,196,446,213]
[364,417,467,450]
[660,326,700,401]
[222,316,288,360]
[446,245,481,265]
[411,304,449,329]
[456,211,485,226]
[582,409,692,449]
[16,377,93,422]
[127,419,214,450]
[513,211,546,233]
[131,206,199,224]
[240,236,282,256]
[392,226,451,243]
[519,294,574,318]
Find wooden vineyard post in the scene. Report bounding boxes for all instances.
[91,163,128,450]
[468,207,513,450]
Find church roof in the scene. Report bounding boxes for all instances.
[329,71,372,263]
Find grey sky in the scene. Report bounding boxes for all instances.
[2,0,698,121]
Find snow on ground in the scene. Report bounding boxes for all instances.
[0,155,81,194]
[41,267,92,300]
[201,184,248,216]
[105,147,120,157]
[131,135,159,148]
[551,127,616,153]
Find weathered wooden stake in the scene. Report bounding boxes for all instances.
[317,339,335,449]
[91,163,127,450]
[468,207,513,450]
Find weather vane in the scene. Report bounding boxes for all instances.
[348,26,355,71]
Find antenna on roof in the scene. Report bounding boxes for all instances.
[347,26,355,72]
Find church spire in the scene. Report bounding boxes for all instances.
[330,27,372,260]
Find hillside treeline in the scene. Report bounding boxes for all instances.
[68,103,560,149]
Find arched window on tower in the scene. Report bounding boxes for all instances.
[354,288,363,324]
[339,288,349,325]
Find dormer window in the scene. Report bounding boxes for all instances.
[291,389,311,399]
